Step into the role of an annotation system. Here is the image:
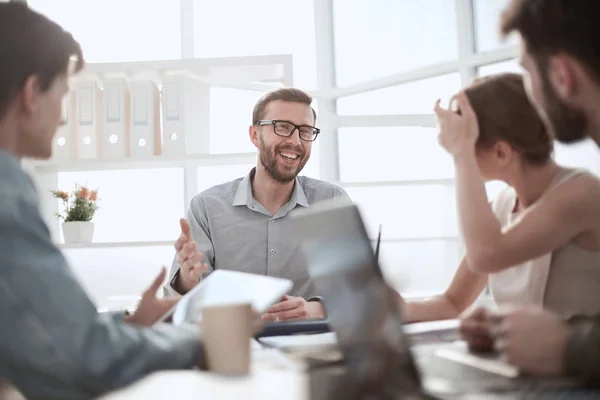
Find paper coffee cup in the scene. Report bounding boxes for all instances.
[202,302,252,375]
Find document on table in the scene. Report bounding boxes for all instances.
[403,319,461,344]
[257,319,461,351]
[259,332,338,351]
[251,338,306,371]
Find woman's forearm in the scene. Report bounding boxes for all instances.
[403,295,461,323]
[454,154,504,270]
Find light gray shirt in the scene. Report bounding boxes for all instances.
[165,168,350,298]
[0,148,204,399]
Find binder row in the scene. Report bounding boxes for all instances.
[53,75,206,161]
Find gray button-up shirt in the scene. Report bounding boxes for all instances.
[166,168,349,298]
[0,149,204,399]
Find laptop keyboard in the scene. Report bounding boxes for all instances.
[416,350,600,398]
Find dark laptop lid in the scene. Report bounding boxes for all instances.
[290,199,424,397]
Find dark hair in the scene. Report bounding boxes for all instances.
[464,73,553,165]
[252,88,316,125]
[0,2,84,117]
[500,0,600,83]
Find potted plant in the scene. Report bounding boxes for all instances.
[52,185,99,244]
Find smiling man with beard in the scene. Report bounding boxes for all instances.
[165,88,349,321]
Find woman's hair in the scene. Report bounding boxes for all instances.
[464,72,553,164]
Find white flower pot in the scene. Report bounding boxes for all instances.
[62,221,95,244]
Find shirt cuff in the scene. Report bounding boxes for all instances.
[306,296,327,318]
[107,310,128,322]
[164,269,184,297]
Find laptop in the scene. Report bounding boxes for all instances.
[290,198,589,399]
[257,220,382,339]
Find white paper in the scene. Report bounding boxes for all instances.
[434,345,520,378]
[252,347,305,371]
[257,320,461,352]
[403,319,461,345]
[258,332,338,351]
[251,339,264,350]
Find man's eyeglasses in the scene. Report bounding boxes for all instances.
[257,120,320,142]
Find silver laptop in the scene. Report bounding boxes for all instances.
[290,198,588,399]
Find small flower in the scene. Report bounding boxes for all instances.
[52,185,100,222]
[52,190,69,200]
[77,187,89,199]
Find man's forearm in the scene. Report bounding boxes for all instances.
[564,315,600,384]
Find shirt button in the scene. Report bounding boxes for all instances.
[270,249,275,254]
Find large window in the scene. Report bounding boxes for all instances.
[477,59,521,77]
[193,0,317,89]
[379,240,461,294]
[28,0,181,63]
[332,0,458,87]
[57,169,184,243]
[554,140,600,176]
[337,74,462,116]
[472,0,517,52]
[346,185,458,240]
[330,0,526,293]
[338,127,454,182]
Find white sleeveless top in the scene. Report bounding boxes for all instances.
[488,168,600,318]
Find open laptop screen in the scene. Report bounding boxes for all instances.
[290,199,423,397]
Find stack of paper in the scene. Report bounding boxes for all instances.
[259,332,338,352]
[257,319,461,352]
[403,319,461,345]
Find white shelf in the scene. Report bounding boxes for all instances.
[32,152,257,172]
[58,240,174,249]
[74,55,293,89]
[81,54,290,73]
